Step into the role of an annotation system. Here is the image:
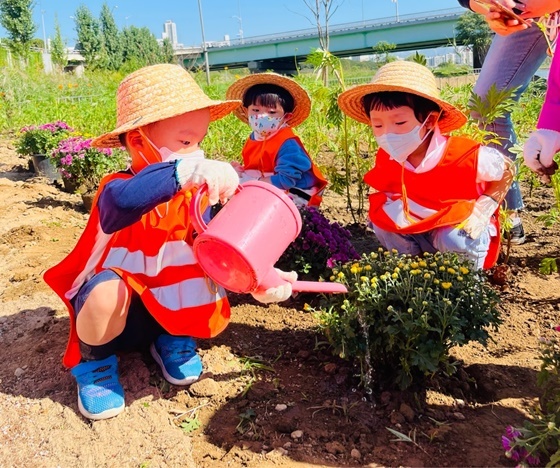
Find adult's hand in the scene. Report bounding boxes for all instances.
[523,129,560,183]
[516,0,560,19]
[470,0,530,35]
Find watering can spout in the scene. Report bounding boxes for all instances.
[259,267,348,295]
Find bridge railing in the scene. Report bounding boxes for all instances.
[329,68,481,88]
[208,8,464,49]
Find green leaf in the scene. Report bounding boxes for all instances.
[386,427,413,443]
[539,258,559,275]
[179,417,201,433]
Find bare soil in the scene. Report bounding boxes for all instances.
[0,139,559,468]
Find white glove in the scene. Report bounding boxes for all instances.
[461,195,499,240]
[177,158,239,205]
[524,129,560,182]
[251,268,298,304]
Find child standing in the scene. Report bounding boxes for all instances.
[337,61,514,270]
[44,64,297,421]
[226,73,327,207]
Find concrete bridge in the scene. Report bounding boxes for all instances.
[174,7,465,73]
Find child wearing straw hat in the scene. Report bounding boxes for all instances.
[44,64,297,421]
[338,61,515,270]
[226,73,328,207]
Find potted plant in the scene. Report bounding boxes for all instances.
[15,121,73,180]
[49,135,128,208]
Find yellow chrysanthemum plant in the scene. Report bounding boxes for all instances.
[315,249,502,390]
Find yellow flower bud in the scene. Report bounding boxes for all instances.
[441,282,452,290]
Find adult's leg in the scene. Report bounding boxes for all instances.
[473,27,549,211]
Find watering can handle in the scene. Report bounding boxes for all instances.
[189,183,243,235]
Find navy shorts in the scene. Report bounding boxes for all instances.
[72,270,165,351]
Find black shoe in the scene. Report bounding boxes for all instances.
[505,222,526,245]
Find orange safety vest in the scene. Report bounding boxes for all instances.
[242,127,328,207]
[44,172,230,368]
[364,136,500,269]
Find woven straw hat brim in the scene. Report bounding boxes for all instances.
[92,64,241,148]
[92,100,241,148]
[337,62,467,134]
[226,73,311,127]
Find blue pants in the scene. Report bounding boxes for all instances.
[472,25,549,211]
[371,224,491,270]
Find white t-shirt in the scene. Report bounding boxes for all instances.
[404,126,506,189]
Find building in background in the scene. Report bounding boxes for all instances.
[161,20,183,49]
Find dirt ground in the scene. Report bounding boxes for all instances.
[0,137,559,468]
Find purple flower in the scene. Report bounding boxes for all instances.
[501,426,541,466]
[278,206,359,278]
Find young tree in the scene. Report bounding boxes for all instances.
[455,11,492,69]
[301,0,340,85]
[121,26,163,68]
[160,37,175,64]
[99,2,123,70]
[410,51,427,66]
[0,0,37,60]
[372,41,397,66]
[74,5,102,68]
[50,15,67,70]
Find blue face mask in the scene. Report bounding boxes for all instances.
[248,114,284,140]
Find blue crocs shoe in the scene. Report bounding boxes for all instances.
[70,355,125,420]
[150,335,202,385]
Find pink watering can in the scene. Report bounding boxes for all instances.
[189,180,348,295]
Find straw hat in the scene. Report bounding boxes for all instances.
[337,61,467,134]
[92,64,242,148]
[225,73,311,127]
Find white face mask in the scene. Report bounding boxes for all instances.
[139,129,205,163]
[376,115,433,163]
[159,147,205,162]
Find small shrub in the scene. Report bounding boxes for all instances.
[15,121,73,156]
[315,249,502,390]
[501,326,560,467]
[49,136,128,190]
[276,206,359,280]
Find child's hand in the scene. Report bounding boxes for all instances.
[230,161,244,175]
[177,159,239,205]
[461,195,498,239]
[251,268,298,304]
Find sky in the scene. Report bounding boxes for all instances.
[0,0,460,49]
